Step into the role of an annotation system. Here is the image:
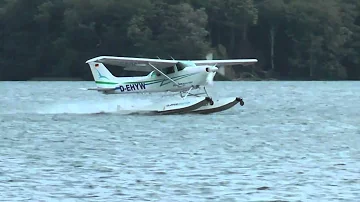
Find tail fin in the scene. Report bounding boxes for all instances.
[88,62,118,87]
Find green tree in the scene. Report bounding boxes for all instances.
[0,0,359,80]
[257,0,287,73]
[285,0,352,79]
[0,0,50,80]
[206,0,258,57]
[127,1,210,59]
[339,0,360,79]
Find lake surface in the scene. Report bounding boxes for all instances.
[0,81,359,201]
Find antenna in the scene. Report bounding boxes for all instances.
[169,55,175,60]
[156,56,161,59]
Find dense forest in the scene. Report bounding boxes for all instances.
[0,0,359,81]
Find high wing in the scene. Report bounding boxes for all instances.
[86,56,178,72]
[192,59,258,66]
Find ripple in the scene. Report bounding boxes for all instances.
[1,81,360,201]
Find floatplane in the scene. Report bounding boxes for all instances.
[84,54,258,115]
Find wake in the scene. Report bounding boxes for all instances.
[0,93,185,115]
[34,97,154,115]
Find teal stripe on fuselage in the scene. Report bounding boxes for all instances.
[95,81,118,85]
[95,72,198,86]
[123,72,197,86]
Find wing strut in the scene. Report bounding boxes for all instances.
[148,62,181,87]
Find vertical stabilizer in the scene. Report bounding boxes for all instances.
[88,62,118,87]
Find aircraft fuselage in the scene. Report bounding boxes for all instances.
[106,65,216,94]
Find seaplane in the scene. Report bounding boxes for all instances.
[84,54,258,115]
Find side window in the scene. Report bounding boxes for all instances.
[164,66,175,74]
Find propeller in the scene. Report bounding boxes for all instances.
[205,52,225,76]
[205,53,213,60]
[205,52,215,86]
[205,52,226,85]
[206,72,216,86]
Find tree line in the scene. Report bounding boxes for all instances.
[0,0,359,81]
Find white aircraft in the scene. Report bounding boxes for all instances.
[84,55,258,115]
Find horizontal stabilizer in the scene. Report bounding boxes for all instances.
[79,87,116,92]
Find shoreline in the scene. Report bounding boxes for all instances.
[0,76,357,82]
[20,78,360,82]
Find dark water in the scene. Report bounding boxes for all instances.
[0,81,359,201]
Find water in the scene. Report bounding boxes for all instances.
[0,81,359,201]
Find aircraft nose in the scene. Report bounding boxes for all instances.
[205,66,218,72]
